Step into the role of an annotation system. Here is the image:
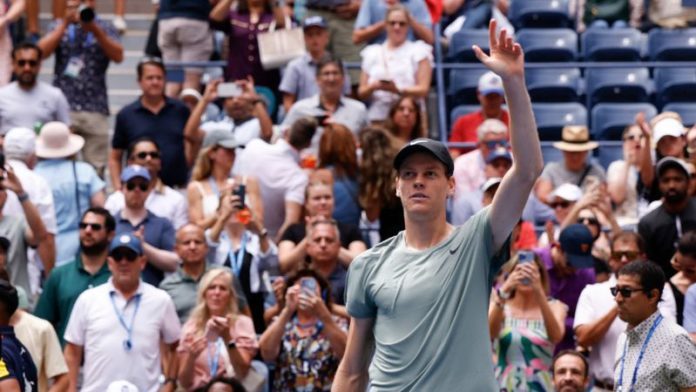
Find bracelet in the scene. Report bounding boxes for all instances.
[259,228,268,238]
[16,192,29,202]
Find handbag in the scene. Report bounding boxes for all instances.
[257,16,306,70]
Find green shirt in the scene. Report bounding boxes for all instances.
[34,256,111,346]
[346,209,509,391]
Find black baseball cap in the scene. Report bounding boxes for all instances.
[559,224,594,269]
[393,138,454,176]
[656,157,690,179]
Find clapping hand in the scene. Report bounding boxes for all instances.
[473,19,524,81]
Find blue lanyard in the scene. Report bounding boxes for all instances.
[109,292,142,352]
[227,233,248,277]
[67,24,94,47]
[617,314,663,392]
[206,338,223,377]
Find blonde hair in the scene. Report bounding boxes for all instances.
[187,268,240,336]
[191,145,216,182]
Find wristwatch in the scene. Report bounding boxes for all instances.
[227,340,237,350]
[496,287,512,301]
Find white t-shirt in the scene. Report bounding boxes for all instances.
[64,279,181,392]
[0,81,71,134]
[360,40,433,121]
[607,160,639,227]
[14,312,68,392]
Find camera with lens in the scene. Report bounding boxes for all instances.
[78,4,95,23]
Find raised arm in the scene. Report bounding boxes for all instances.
[475,20,543,252]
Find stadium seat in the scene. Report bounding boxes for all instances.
[447,29,489,62]
[516,29,578,62]
[533,103,587,141]
[596,143,624,170]
[525,68,581,102]
[447,68,489,106]
[581,28,642,61]
[508,0,572,29]
[654,67,696,107]
[449,105,480,129]
[663,103,696,127]
[591,103,657,140]
[585,67,650,107]
[541,143,564,165]
[648,28,696,61]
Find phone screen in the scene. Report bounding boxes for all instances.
[218,82,242,98]
[300,277,318,296]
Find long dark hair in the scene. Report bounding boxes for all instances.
[237,0,273,14]
[384,96,422,141]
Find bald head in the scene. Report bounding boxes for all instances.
[175,224,208,264]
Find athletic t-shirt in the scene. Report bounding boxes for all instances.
[345,208,509,391]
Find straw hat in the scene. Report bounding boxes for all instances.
[35,122,84,159]
[553,125,598,152]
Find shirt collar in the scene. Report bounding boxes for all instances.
[106,277,145,297]
[76,255,110,275]
[313,94,344,111]
[135,96,172,112]
[276,139,301,163]
[116,210,152,225]
[627,310,662,340]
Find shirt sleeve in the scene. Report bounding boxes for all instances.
[171,193,189,230]
[41,323,69,378]
[0,357,17,382]
[410,0,433,28]
[55,90,72,124]
[34,273,58,324]
[354,0,372,29]
[666,333,696,388]
[160,219,176,251]
[684,285,696,333]
[345,253,377,318]
[86,165,106,195]
[573,285,595,329]
[232,316,259,357]
[278,61,299,95]
[160,295,182,344]
[63,291,89,346]
[112,111,128,149]
[285,171,308,205]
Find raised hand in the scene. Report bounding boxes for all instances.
[473,19,524,80]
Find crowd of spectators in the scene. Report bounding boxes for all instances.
[0,0,693,391]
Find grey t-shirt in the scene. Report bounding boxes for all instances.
[345,209,509,391]
[540,161,606,190]
[0,81,71,134]
[0,215,30,300]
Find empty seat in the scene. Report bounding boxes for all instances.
[654,67,696,107]
[581,28,642,61]
[447,29,489,62]
[663,103,696,127]
[648,28,696,61]
[533,103,587,141]
[516,29,578,62]
[595,143,625,170]
[447,68,489,106]
[449,105,481,129]
[591,103,657,140]
[541,143,564,165]
[509,0,571,29]
[585,67,650,107]
[526,67,581,102]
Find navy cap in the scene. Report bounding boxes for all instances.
[120,165,151,183]
[559,224,594,269]
[109,233,143,256]
[303,16,327,30]
[393,138,454,176]
[486,147,512,164]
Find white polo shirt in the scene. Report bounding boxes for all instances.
[64,279,181,392]
[104,181,188,229]
[574,274,677,383]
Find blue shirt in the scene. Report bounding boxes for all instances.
[49,19,119,115]
[684,284,696,334]
[0,326,38,392]
[35,160,105,267]
[114,211,176,286]
[354,0,432,44]
[158,0,212,21]
[113,97,190,187]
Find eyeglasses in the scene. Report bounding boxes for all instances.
[484,140,508,150]
[610,286,645,298]
[611,250,639,261]
[79,222,103,231]
[17,59,38,67]
[125,182,149,192]
[577,217,600,226]
[550,201,571,209]
[134,151,160,160]
[111,250,138,262]
[387,21,407,27]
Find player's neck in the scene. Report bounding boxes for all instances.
[403,219,453,250]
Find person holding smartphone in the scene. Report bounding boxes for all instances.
[489,251,567,391]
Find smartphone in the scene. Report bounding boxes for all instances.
[300,277,318,296]
[314,114,330,124]
[518,251,535,285]
[217,82,242,98]
[233,184,245,209]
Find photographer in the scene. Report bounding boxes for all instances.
[37,0,124,177]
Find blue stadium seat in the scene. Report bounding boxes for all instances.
[525,68,581,102]
[663,103,696,127]
[447,68,489,106]
[516,29,578,62]
[508,0,571,29]
[581,28,642,61]
[596,143,624,170]
[648,28,696,61]
[585,67,650,107]
[654,67,696,107]
[447,29,489,62]
[591,103,657,140]
[449,105,480,129]
[541,143,564,165]
[533,103,587,141]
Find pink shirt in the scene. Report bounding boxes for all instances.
[453,149,486,196]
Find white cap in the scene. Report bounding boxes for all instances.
[180,88,203,102]
[549,183,583,202]
[106,381,139,392]
[481,177,502,193]
[478,71,504,96]
[3,127,36,161]
[653,117,684,145]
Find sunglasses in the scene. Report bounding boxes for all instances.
[484,140,509,150]
[611,250,639,261]
[134,151,159,160]
[388,21,408,27]
[550,201,571,209]
[79,222,103,231]
[111,250,138,262]
[610,286,645,298]
[17,59,38,67]
[126,182,149,192]
[577,217,600,226]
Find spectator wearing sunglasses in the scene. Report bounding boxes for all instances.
[113,165,177,287]
[353,0,433,45]
[105,137,188,229]
[0,42,71,135]
[35,208,115,347]
[452,118,509,197]
[64,232,181,392]
[574,232,677,392]
[34,122,105,267]
[538,183,582,248]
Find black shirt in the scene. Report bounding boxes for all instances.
[0,326,37,392]
[280,222,365,249]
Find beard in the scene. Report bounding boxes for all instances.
[81,238,109,256]
[664,188,688,204]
